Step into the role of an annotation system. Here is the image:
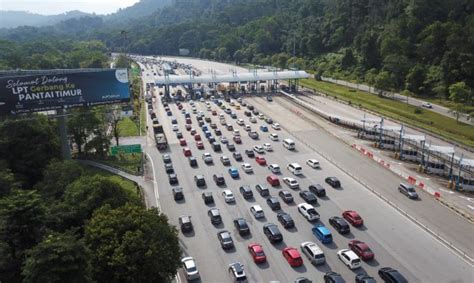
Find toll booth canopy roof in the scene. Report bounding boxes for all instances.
[427,145,455,155]
[402,134,425,142]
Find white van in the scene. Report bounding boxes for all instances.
[287,163,302,175]
[283,138,295,150]
[300,242,325,265]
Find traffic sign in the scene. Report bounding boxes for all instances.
[110,144,142,155]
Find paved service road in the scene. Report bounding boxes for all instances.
[143,87,472,282]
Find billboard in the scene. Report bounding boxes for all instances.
[0,69,130,116]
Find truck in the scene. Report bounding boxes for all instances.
[155,133,168,150]
[153,124,164,135]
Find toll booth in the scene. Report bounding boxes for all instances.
[450,158,474,192]
[423,145,455,177]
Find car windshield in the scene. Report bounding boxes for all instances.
[255,251,265,256]
[308,209,317,215]
[407,187,416,192]
[353,215,361,220]
[187,266,197,272]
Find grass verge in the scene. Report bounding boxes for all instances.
[98,153,143,175]
[301,79,474,148]
[118,117,139,137]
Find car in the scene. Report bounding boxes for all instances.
[268,164,281,174]
[283,247,303,267]
[300,241,326,265]
[190,128,197,135]
[228,262,246,281]
[226,124,234,131]
[183,147,192,157]
[266,175,280,186]
[202,192,214,204]
[248,243,266,263]
[283,177,299,189]
[208,208,222,224]
[239,186,253,199]
[309,184,326,197]
[164,163,174,174]
[244,125,251,131]
[250,205,265,219]
[324,271,345,283]
[355,274,376,283]
[245,149,255,158]
[255,156,267,165]
[263,223,283,243]
[212,110,217,115]
[233,136,242,144]
[178,215,193,233]
[171,117,178,125]
[220,155,231,166]
[337,249,361,269]
[295,277,312,283]
[162,154,172,164]
[176,131,183,139]
[220,136,229,144]
[265,117,273,124]
[222,189,235,203]
[263,143,273,151]
[266,197,281,210]
[194,175,206,187]
[202,152,213,164]
[256,184,270,197]
[172,187,184,201]
[300,191,318,204]
[349,240,374,261]
[227,143,236,152]
[208,136,216,143]
[214,129,222,136]
[194,134,202,141]
[329,216,350,234]
[241,163,253,173]
[342,210,364,227]
[188,156,197,166]
[272,123,281,130]
[233,218,250,236]
[277,212,295,228]
[249,130,259,139]
[279,190,293,203]
[168,173,178,185]
[210,122,217,129]
[325,177,341,188]
[213,174,226,186]
[421,102,433,108]
[258,113,265,120]
[253,145,265,153]
[217,230,234,249]
[249,117,257,123]
[260,125,269,132]
[185,124,192,131]
[398,183,418,199]
[287,163,303,175]
[167,111,173,116]
[378,267,408,283]
[269,133,279,141]
[233,152,243,161]
[205,117,211,123]
[228,167,239,178]
[181,257,200,281]
[237,118,245,125]
[306,159,320,168]
[172,125,179,131]
[298,203,319,221]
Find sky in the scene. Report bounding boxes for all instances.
[0,0,141,15]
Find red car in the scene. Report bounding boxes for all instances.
[178,104,183,110]
[282,247,303,267]
[255,156,267,166]
[248,243,266,263]
[266,175,280,186]
[179,138,187,146]
[185,124,192,131]
[348,240,374,261]
[186,118,192,124]
[342,210,364,227]
[183,147,192,157]
[196,141,204,149]
[233,136,242,144]
[194,134,202,141]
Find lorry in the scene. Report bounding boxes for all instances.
[153,124,164,135]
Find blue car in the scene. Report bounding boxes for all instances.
[260,125,268,132]
[167,111,172,116]
[312,224,332,244]
[228,167,239,178]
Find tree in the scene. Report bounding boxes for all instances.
[68,109,101,156]
[374,71,394,93]
[108,106,123,146]
[34,160,84,200]
[0,160,19,197]
[85,204,181,282]
[405,65,427,95]
[341,48,355,69]
[233,50,244,64]
[448,82,472,121]
[115,54,130,69]
[22,232,92,283]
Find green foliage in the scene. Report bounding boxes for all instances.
[115,54,131,68]
[34,160,84,200]
[22,232,92,283]
[85,204,181,282]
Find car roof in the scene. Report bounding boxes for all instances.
[285,248,300,257]
[315,224,331,235]
[252,205,263,211]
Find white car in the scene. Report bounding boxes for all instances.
[306,159,320,169]
[263,143,273,151]
[287,163,302,175]
[268,164,281,174]
[421,102,433,108]
[258,113,265,120]
[283,177,299,189]
[192,107,197,113]
[269,133,279,141]
[181,257,200,280]
[244,125,252,132]
[202,153,213,163]
[250,205,265,219]
[249,117,257,123]
[241,163,253,173]
[228,262,247,281]
[172,125,179,131]
[222,190,235,203]
[237,119,245,125]
[297,203,320,221]
[337,249,361,269]
[233,129,240,136]
[253,145,265,154]
[272,123,281,130]
[220,137,228,144]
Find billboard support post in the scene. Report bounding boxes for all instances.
[57,109,71,160]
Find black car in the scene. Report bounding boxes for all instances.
[325,177,341,188]
[202,192,214,204]
[198,121,205,127]
[378,267,408,283]
[188,156,198,167]
[162,154,172,164]
[220,156,231,166]
[210,123,217,129]
[295,278,312,283]
[239,186,253,199]
[178,215,193,233]
[213,174,225,186]
[265,118,273,124]
[278,190,294,203]
[233,152,243,161]
[217,230,234,249]
[309,184,326,197]
[208,136,216,143]
[277,212,295,228]
[208,208,222,225]
[215,129,222,136]
[205,117,211,122]
[233,218,250,236]
[324,271,345,283]
[255,184,270,197]
[227,143,236,152]
[329,216,350,234]
[263,223,283,243]
[164,163,174,174]
[172,187,184,201]
[355,273,376,283]
[299,191,318,204]
[244,110,252,117]
[194,175,206,187]
[168,173,178,185]
[176,131,183,139]
[245,149,255,158]
[266,197,281,210]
